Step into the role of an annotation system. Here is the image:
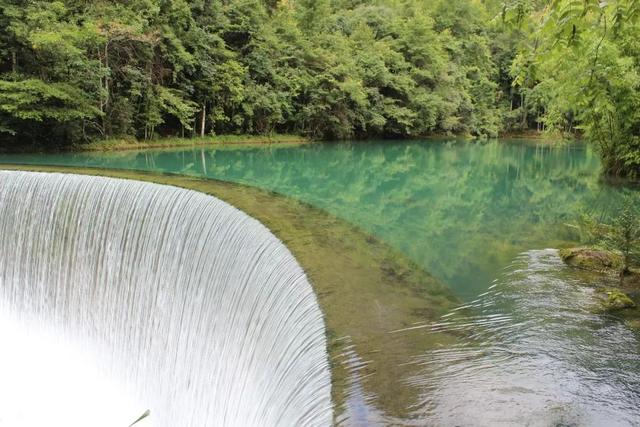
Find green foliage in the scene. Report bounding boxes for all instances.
[0,0,637,174]
[0,79,98,122]
[510,0,640,176]
[606,197,640,273]
[579,195,640,275]
[0,0,512,144]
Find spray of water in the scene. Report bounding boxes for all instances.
[0,171,332,427]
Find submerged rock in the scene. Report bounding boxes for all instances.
[560,248,640,327]
[559,247,622,272]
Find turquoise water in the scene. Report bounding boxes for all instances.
[0,139,625,298]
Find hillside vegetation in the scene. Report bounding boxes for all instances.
[1,0,639,175]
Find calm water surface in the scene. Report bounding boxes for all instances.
[2,139,639,425]
[0,139,624,298]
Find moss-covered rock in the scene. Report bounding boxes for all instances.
[559,247,622,272]
[602,290,636,312]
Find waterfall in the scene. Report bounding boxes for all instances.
[0,171,332,427]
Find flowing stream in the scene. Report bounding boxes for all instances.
[403,250,640,426]
[0,171,332,427]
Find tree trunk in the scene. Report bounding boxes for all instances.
[104,43,110,109]
[200,103,206,138]
[11,51,16,74]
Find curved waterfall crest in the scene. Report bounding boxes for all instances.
[0,170,332,427]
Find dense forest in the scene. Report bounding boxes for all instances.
[0,0,639,176]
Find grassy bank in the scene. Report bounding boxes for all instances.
[498,129,572,141]
[1,131,573,155]
[77,134,311,152]
[0,134,311,154]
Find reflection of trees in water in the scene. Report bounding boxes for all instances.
[184,141,618,294]
[7,140,625,295]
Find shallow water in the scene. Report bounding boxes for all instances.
[404,249,640,426]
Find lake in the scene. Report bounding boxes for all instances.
[0,139,625,298]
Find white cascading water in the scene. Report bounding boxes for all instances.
[0,171,332,427]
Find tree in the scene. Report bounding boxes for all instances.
[4,0,637,161]
[606,197,640,278]
[580,195,640,281]
[512,0,640,177]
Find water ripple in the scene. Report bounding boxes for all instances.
[402,249,640,426]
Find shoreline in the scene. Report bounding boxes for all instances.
[0,131,573,154]
[78,134,312,152]
[0,134,311,154]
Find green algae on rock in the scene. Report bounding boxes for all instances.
[560,247,640,329]
[559,247,623,272]
[602,290,637,311]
